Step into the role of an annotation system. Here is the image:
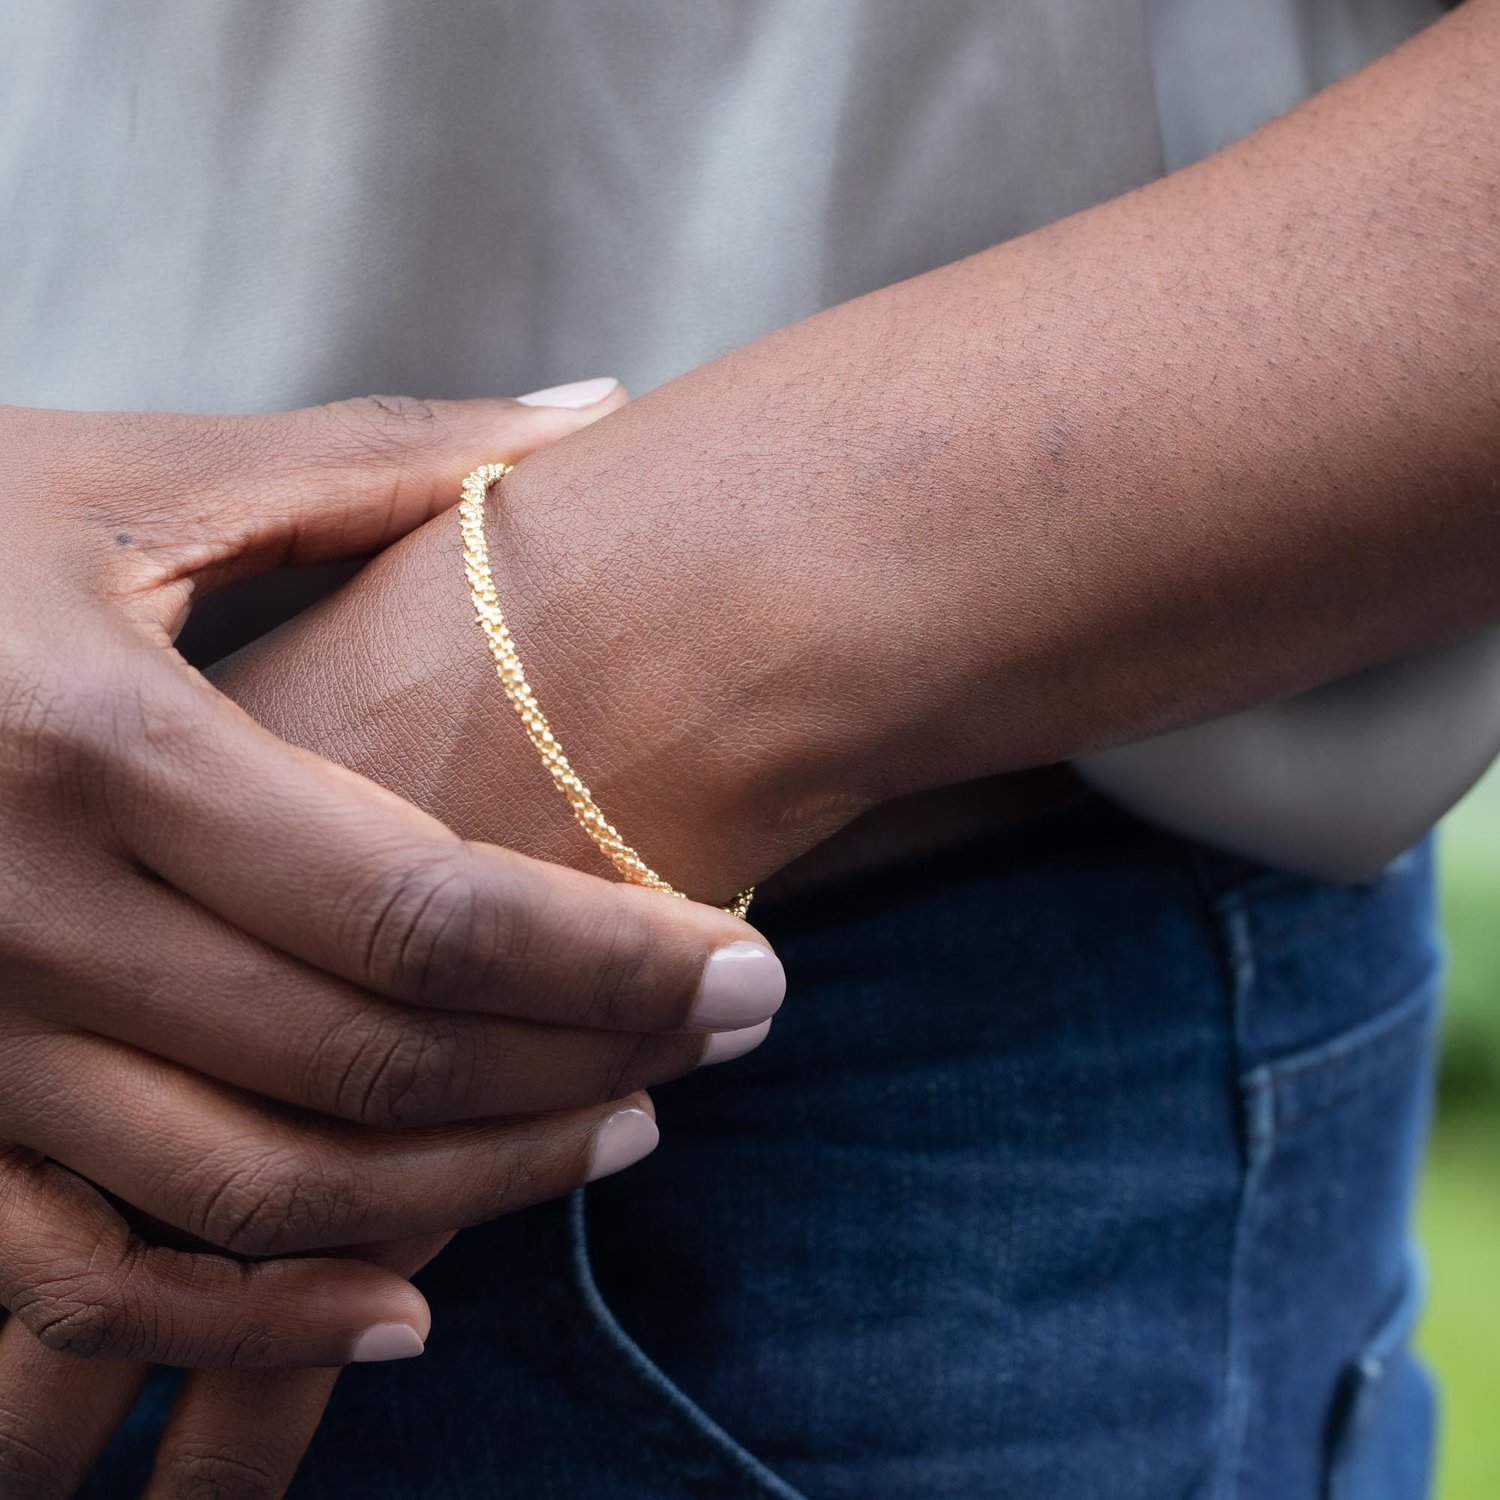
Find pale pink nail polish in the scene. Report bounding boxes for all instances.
[350,1323,425,1363]
[689,941,786,1031]
[587,1107,660,1182]
[701,1018,773,1065]
[515,376,620,409]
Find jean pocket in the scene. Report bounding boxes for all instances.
[565,1192,811,1500]
[1215,842,1440,1070]
[1324,1255,1436,1500]
[1216,969,1439,1500]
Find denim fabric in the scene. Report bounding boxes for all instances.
[88,797,1439,1498]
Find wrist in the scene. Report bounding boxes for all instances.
[478,447,879,894]
[212,457,867,904]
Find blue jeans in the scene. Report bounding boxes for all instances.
[91,797,1439,1497]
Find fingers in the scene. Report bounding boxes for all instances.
[144,1368,341,1500]
[140,1235,455,1500]
[51,387,628,609]
[239,387,629,573]
[100,652,784,1034]
[0,1227,454,1498]
[0,1148,434,1369]
[27,861,736,1127]
[3,1033,659,1258]
[0,1341,335,1500]
[0,1317,149,1499]
[143,1230,453,1500]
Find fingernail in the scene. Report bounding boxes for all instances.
[516,376,620,409]
[350,1323,426,1363]
[702,1017,773,1065]
[587,1106,660,1182]
[689,940,786,1031]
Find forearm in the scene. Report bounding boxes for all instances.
[217,1,1500,901]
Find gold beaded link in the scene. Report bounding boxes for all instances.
[459,463,753,920]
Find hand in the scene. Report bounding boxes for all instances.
[0,393,785,1385]
[0,1229,456,1499]
[18,7,1497,1485]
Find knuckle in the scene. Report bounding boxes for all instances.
[354,849,518,1006]
[0,647,200,846]
[215,1319,277,1370]
[318,1010,473,1129]
[490,1144,545,1214]
[316,394,445,458]
[569,904,655,1030]
[284,396,450,525]
[13,1274,134,1360]
[151,1444,288,1500]
[194,1147,364,1258]
[598,1032,659,1103]
[0,1409,74,1500]
[104,670,202,765]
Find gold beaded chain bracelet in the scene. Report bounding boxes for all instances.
[459,463,754,919]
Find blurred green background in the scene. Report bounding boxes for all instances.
[1422,762,1500,1498]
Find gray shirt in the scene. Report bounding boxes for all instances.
[2,0,1494,876]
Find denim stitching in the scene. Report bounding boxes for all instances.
[1259,979,1439,1131]
[1226,845,1426,962]
[1324,1250,1432,1498]
[1209,884,1438,1500]
[1209,890,1268,1500]
[566,1190,810,1500]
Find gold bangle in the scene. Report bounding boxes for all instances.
[459,463,753,919]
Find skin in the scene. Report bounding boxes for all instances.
[0,392,784,1494]
[226,0,1499,903]
[4,1,1500,1493]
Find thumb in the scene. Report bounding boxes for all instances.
[192,379,629,590]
